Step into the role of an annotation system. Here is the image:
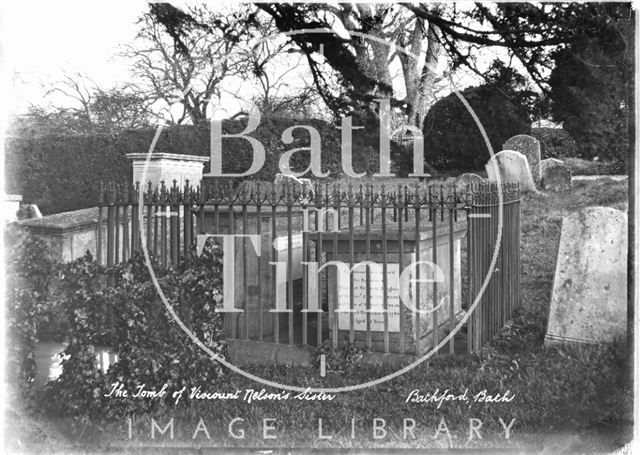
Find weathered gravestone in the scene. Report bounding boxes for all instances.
[540,158,564,173]
[542,162,572,192]
[454,173,486,192]
[485,150,537,192]
[545,207,627,345]
[503,135,542,185]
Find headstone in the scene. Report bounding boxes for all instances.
[545,207,627,345]
[542,162,572,192]
[503,135,542,185]
[540,158,564,174]
[274,173,308,186]
[454,173,486,192]
[485,150,537,192]
[273,174,314,197]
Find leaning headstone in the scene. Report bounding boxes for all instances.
[503,135,542,185]
[484,150,536,192]
[545,207,627,345]
[542,162,572,192]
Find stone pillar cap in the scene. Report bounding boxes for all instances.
[126,153,209,162]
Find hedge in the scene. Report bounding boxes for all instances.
[5,118,351,215]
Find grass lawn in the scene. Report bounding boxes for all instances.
[8,177,632,453]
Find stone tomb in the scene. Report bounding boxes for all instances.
[128,153,209,190]
[311,220,467,353]
[17,207,121,263]
[485,150,537,192]
[503,134,542,185]
[195,205,305,339]
[545,207,627,345]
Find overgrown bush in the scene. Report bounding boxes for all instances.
[422,84,531,171]
[5,228,55,399]
[531,127,579,159]
[41,243,227,420]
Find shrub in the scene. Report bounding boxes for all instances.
[42,243,228,420]
[531,127,579,159]
[422,84,531,171]
[5,117,347,214]
[5,228,55,399]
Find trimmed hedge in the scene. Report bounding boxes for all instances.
[5,118,355,215]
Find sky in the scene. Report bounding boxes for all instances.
[0,2,502,120]
[2,1,146,115]
[0,1,325,120]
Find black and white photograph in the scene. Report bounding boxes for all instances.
[1,1,636,453]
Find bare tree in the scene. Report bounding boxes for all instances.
[121,4,253,124]
[227,19,327,119]
[253,3,448,127]
[9,72,156,136]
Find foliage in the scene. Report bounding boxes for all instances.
[4,133,132,214]
[422,83,531,171]
[103,246,227,417]
[122,4,253,124]
[8,74,156,136]
[5,228,55,399]
[41,244,227,421]
[4,117,345,214]
[312,342,366,373]
[530,127,578,159]
[548,3,632,168]
[6,178,630,449]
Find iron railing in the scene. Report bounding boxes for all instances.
[98,179,520,355]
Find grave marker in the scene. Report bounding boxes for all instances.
[485,150,536,192]
[503,134,542,185]
[545,207,627,345]
[542,162,572,192]
[454,173,486,192]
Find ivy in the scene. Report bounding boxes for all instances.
[5,227,54,400]
[41,243,228,422]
